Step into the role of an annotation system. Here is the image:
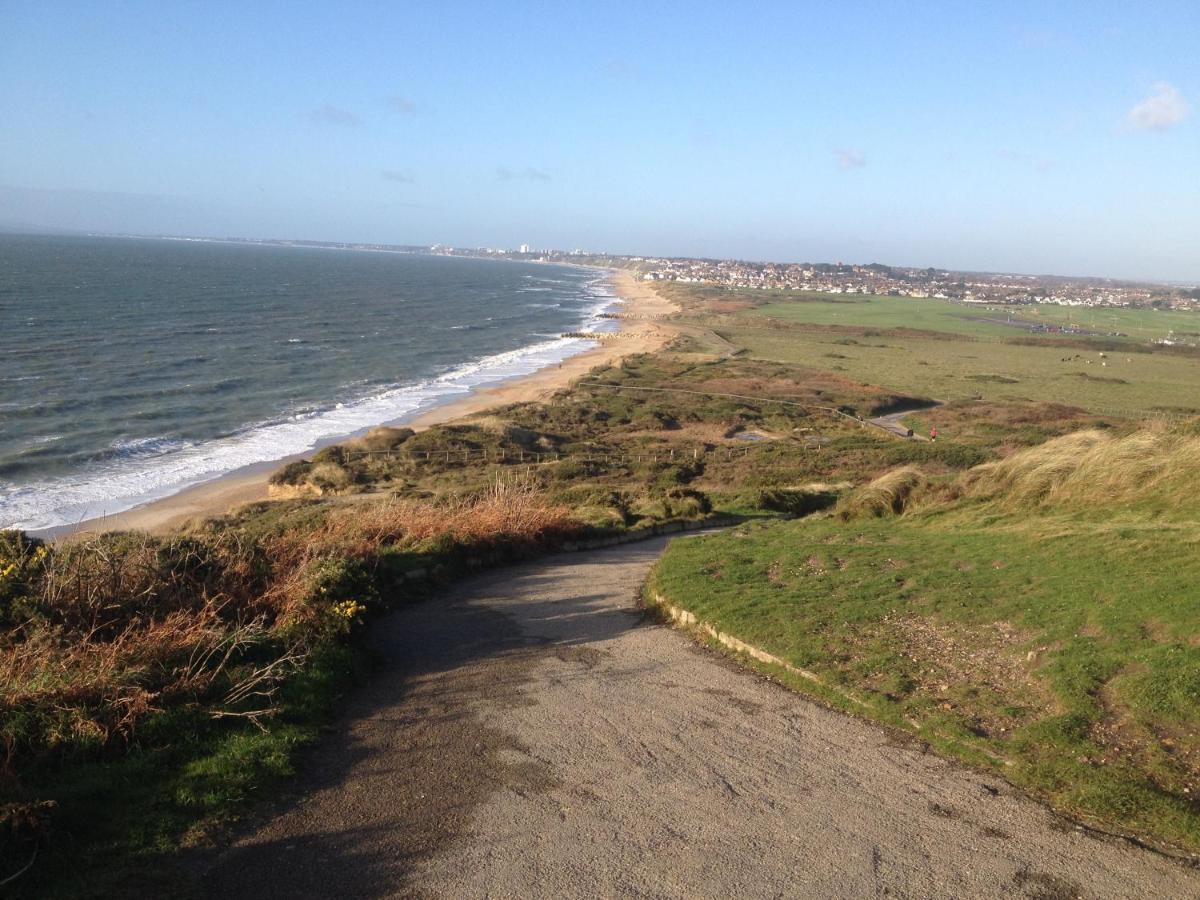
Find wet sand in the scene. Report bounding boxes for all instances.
[51,271,675,539]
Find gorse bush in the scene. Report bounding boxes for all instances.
[0,532,48,628]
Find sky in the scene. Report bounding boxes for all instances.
[1,1,1197,281]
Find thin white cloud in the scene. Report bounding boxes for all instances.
[380,170,415,183]
[1127,82,1190,132]
[834,148,866,170]
[309,104,361,127]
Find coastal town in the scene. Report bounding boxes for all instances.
[151,233,1199,312]
[480,247,1200,312]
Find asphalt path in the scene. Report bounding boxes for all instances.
[202,536,1199,898]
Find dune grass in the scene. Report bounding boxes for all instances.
[650,421,1200,852]
[960,421,1200,511]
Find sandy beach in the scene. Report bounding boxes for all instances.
[52,271,675,538]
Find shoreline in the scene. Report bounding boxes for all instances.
[45,271,675,539]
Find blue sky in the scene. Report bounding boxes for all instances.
[2,1,1196,280]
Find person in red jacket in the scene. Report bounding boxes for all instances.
[930,426,938,442]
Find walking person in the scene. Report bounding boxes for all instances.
[930,426,938,442]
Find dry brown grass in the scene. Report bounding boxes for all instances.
[0,480,580,766]
[0,604,276,754]
[318,478,575,549]
[838,466,928,520]
[962,420,1200,510]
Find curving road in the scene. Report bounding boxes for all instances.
[202,536,1199,898]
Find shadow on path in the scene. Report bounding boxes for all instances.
[196,540,670,898]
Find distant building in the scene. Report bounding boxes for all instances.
[519,244,531,253]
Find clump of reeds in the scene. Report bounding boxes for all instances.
[837,466,927,520]
[0,529,286,764]
[961,419,1200,510]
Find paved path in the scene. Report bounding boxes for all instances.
[870,409,922,439]
[203,537,1199,898]
[868,401,945,440]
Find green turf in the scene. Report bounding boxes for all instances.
[650,503,1200,851]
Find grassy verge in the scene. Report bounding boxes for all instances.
[650,422,1200,852]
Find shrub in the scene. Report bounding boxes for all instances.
[310,445,350,465]
[269,460,314,486]
[885,441,989,470]
[646,461,702,490]
[0,531,48,628]
[633,488,712,522]
[0,481,581,776]
[308,462,355,493]
[755,486,841,516]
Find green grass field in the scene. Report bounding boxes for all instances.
[757,293,1040,339]
[650,424,1200,851]
[719,323,1200,416]
[997,303,1200,343]
[754,291,1200,344]
[654,286,1200,417]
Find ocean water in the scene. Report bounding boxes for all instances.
[0,234,618,530]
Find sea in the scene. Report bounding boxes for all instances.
[0,234,619,531]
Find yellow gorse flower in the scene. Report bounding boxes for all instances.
[331,599,364,620]
[1,545,50,581]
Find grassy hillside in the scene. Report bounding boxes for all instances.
[650,421,1200,851]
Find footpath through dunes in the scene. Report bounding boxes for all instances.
[201,537,1199,899]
